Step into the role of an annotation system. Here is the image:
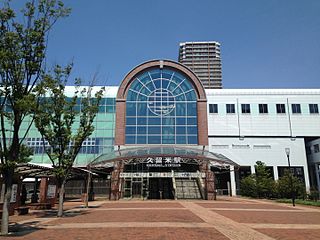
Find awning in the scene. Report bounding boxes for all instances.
[89,146,238,169]
[14,163,97,179]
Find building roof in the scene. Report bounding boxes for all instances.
[89,146,239,169]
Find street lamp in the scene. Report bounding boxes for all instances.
[285,148,295,207]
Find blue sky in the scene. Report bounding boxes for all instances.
[13,0,320,88]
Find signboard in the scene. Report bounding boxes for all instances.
[120,172,205,178]
[10,184,18,203]
[145,157,181,167]
[47,185,56,199]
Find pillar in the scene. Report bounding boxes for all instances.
[230,165,236,196]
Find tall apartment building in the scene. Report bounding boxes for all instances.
[179,41,222,89]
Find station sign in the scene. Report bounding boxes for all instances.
[120,172,205,178]
[144,156,181,167]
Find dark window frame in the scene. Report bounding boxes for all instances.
[276,104,286,114]
[309,104,319,114]
[226,104,235,114]
[258,104,268,114]
[241,104,251,114]
[209,104,218,114]
[292,104,301,114]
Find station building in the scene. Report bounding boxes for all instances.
[24,59,320,200]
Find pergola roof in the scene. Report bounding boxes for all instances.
[14,163,95,179]
[89,146,238,169]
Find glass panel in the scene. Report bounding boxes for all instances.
[137,103,147,115]
[162,79,169,89]
[137,117,147,125]
[176,103,186,116]
[154,80,161,89]
[162,126,175,135]
[162,117,175,125]
[126,103,136,116]
[148,136,161,144]
[148,126,161,134]
[126,136,135,144]
[126,126,136,134]
[187,103,197,116]
[176,117,186,125]
[175,94,185,101]
[187,126,197,134]
[185,91,196,101]
[162,136,175,144]
[106,98,115,105]
[106,106,114,113]
[176,136,186,144]
[150,69,161,79]
[137,126,146,134]
[137,136,146,144]
[187,118,197,125]
[176,126,186,134]
[188,136,198,144]
[126,118,136,125]
[145,81,155,92]
[148,117,161,125]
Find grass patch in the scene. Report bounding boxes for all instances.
[276,199,320,207]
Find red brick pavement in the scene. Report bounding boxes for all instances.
[49,209,204,224]
[197,202,294,210]
[256,229,320,240]
[2,198,320,240]
[101,202,183,208]
[213,210,320,224]
[1,227,229,240]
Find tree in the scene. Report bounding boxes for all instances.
[277,170,306,199]
[255,161,276,198]
[240,161,275,198]
[0,0,69,235]
[33,65,104,217]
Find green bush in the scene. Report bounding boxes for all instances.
[308,188,320,201]
[240,175,257,197]
[240,161,276,198]
[276,170,306,199]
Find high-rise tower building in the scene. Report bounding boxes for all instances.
[178,41,222,89]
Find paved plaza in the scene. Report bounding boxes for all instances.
[2,197,320,240]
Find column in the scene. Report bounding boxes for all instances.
[315,164,320,192]
[230,165,236,196]
[273,166,279,181]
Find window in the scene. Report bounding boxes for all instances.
[258,104,268,114]
[314,144,320,153]
[292,104,301,114]
[276,104,286,114]
[209,104,218,113]
[309,104,319,114]
[125,68,198,144]
[226,104,235,114]
[241,104,250,114]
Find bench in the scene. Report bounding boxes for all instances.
[15,206,29,215]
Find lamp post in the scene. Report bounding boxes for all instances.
[285,148,295,207]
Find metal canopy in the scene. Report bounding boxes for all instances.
[14,163,95,179]
[89,146,238,169]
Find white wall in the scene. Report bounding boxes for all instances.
[206,89,320,137]
[208,137,310,191]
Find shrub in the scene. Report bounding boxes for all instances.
[276,170,306,199]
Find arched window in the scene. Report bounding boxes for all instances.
[125,68,198,144]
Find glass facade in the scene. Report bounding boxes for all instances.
[125,68,198,144]
[24,97,116,166]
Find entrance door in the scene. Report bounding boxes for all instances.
[148,178,174,199]
[132,182,142,198]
